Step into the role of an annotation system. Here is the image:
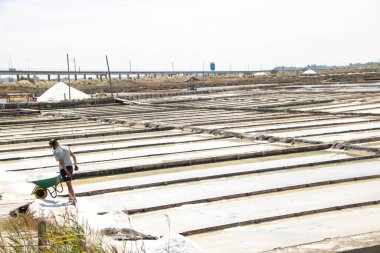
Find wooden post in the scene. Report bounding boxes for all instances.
[38,220,47,252]
[105,55,114,97]
[66,53,71,100]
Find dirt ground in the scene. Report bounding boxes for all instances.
[1,67,380,98]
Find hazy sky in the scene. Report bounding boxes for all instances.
[0,0,379,71]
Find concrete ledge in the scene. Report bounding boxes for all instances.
[0,126,174,145]
[0,108,41,116]
[2,98,117,109]
[180,200,380,236]
[119,90,210,102]
[256,99,335,109]
[124,174,380,215]
[0,132,192,153]
[0,116,80,126]
[71,144,331,180]
[0,136,227,161]
[66,154,375,199]
[266,230,380,253]
[257,107,380,117]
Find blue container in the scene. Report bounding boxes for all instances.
[210,62,215,71]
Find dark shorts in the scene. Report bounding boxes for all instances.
[60,166,73,182]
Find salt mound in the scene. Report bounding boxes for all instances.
[254,72,268,76]
[28,199,63,221]
[37,82,90,102]
[86,210,135,230]
[148,233,205,253]
[85,210,156,237]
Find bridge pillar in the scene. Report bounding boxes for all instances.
[16,75,20,81]
[27,74,30,79]
[154,74,157,78]
[57,74,60,82]
[137,74,140,79]
[48,75,51,81]
[119,74,121,80]
[127,74,130,79]
[100,75,103,81]
[84,74,86,79]
[96,74,99,79]
[74,74,77,81]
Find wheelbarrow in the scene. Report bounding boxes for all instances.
[30,174,64,199]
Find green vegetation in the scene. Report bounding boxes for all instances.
[19,77,35,84]
[0,211,130,253]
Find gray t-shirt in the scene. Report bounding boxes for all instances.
[53,146,73,169]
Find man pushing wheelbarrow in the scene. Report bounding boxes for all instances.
[49,138,79,205]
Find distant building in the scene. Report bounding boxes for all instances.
[185,77,200,90]
[33,75,40,82]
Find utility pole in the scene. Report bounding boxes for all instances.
[106,55,114,97]
[66,54,71,100]
[172,61,174,72]
[73,58,77,72]
[9,54,13,69]
[129,59,132,72]
[7,54,13,82]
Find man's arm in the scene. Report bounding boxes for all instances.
[70,152,78,168]
[59,159,71,176]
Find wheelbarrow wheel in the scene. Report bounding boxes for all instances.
[34,187,47,199]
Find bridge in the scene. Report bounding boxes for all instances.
[0,69,268,82]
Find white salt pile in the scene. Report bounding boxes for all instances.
[85,210,154,236]
[24,199,205,253]
[28,200,58,221]
[37,82,90,102]
[148,233,205,253]
[28,199,156,237]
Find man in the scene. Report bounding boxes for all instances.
[49,138,78,205]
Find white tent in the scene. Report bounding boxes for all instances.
[302,69,317,75]
[37,82,90,102]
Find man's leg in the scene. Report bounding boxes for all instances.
[65,181,75,200]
